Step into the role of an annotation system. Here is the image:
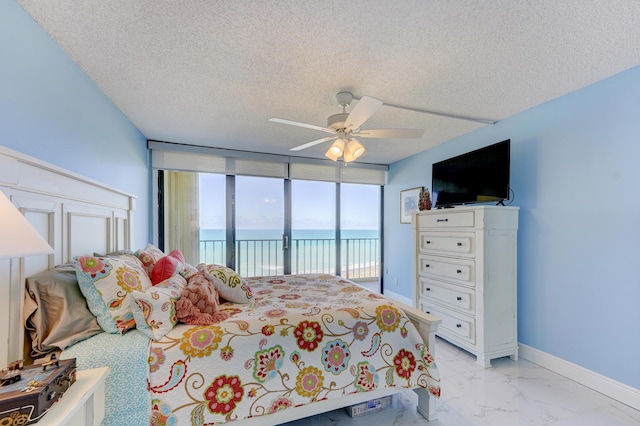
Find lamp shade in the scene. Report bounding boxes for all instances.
[0,191,54,259]
[328,139,344,156]
[343,139,365,163]
[325,139,345,161]
[324,147,340,161]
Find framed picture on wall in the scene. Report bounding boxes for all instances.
[400,187,423,224]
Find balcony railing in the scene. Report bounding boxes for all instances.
[200,237,379,280]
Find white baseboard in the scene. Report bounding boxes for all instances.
[519,343,640,411]
[382,289,413,306]
[381,292,640,411]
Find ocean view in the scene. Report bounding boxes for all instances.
[199,229,379,278]
[200,228,378,240]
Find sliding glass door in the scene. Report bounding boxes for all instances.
[340,183,380,285]
[197,173,227,266]
[235,176,285,276]
[163,172,380,284]
[291,180,336,275]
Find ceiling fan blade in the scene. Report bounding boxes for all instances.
[343,96,383,132]
[290,136,337,151]
[269,118,334,133]
[356,128,425,139]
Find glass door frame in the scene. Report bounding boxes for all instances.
[158,172,382,282]
[225,175,236,269]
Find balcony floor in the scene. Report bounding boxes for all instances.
[353,280,380,294]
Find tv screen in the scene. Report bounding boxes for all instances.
[432,139,510,208]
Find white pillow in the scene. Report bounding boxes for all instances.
[131,274,187,340]
[198,263,253,303]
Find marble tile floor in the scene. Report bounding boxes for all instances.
[280,337,640,425]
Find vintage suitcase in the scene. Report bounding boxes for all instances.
[0,358,76,424]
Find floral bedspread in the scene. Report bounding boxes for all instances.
[148,274,440,424]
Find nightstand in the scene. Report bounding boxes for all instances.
[38,366,108,426]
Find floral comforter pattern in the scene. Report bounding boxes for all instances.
[148,274,440,424]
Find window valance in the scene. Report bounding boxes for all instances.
[148,141,387,185]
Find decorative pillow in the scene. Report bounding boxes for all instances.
[75,255,152,334]
[24,263,103,358]
[198,263,253,303]
[93,249,135,257]
[134,244,165,277]
[151,249,186,285]
[131,274,187,340]
[175,271,230,325]
[180,262,198,280]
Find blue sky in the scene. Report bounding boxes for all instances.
[198,174,379,230]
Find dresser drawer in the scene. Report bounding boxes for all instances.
[419,301,475,345]
[418,232,475,257]
[416,210,475,228]
[418,255,475,285]
[419,277,475,314]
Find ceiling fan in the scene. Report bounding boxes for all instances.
[269,92,425,162]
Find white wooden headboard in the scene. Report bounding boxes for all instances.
[0,146,136,367]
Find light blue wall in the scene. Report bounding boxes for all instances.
[0,1,150,247]
[385,65,640,389]
[5,0,639,390]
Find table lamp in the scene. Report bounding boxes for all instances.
[0,191,54,259]
[1,190,54,368]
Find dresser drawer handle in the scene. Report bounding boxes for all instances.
[436,218,448,223]
[456,324,462,328]
[426,287,431,291]
[425,264,430,268]
[425,311,431,314]
[456,269,462,274]
[456,242,462,246]
[456,296,462,301]
[425,240,431,244]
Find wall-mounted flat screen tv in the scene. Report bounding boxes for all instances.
[432,139,510,208]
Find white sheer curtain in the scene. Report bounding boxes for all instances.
[164,171,200,265]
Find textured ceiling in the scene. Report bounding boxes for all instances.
[17,0,640,165]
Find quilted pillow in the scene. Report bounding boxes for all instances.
[198,263,253,303]
[151,249,186,285]
[131,274,187,340]
[75,255,152,334]
[175,271,230,325]
[134,244,165,277]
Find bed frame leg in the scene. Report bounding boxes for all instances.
[414,388,437,421]
[394,301,441,422]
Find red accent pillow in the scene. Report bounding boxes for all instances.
[151,249,185,285]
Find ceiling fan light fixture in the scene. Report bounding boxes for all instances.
[325,146,340,161]
[343,139,365,162]
[353,145,365,159]
[329,139,345,156]
[342,149,356,163]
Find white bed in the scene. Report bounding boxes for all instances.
[0,146,441,424]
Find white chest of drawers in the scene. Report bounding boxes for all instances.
[412,205,519,367]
